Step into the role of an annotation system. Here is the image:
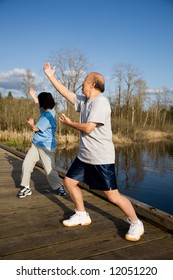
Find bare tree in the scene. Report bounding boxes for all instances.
[123,64,143,122]
[111,63,145,133]
[131,79,146,125]
[50,48,88,111]
[20,69,35,98]
[52,48,88,89]
[112,63,124,121]
[48,48,89,137]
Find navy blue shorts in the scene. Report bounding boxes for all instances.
[66,157,118,191]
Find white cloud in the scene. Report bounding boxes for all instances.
[0,68,26,90]
[145,88,173,94]
[0,68,43,97]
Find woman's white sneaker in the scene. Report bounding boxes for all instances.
[63,211,92,227]
[125,218,144,241]
[18,186,32,198]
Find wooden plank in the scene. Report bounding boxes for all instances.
[0,145,173,260]
[82,236,173,260]
[0,226,171,260]
[0,143,173,232]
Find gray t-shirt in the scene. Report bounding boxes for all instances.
[74,94,115,164]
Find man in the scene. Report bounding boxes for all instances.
[44,62,144,241]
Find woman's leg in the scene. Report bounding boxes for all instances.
[39,147,62,190]
[21,144,39,186]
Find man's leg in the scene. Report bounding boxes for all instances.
[104,189,144,241]
[64,176,85,211]
[103,189,138,221]
[62,176,91,227]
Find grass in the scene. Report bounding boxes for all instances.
[1,129,173,152]
[0,130,79,151]
[0,130,32,152]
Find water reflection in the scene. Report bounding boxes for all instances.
[56,146,79,170]
[55,141,173,215]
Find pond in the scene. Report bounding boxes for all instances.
[55,141,173,215]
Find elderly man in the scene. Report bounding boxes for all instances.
[44,62,144,241]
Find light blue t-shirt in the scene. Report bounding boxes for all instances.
[32,108,56,149]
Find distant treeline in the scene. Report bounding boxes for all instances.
[0,49,173,138]
[0,90,173,139]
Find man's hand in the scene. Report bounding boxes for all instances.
[59,114,72,126]
[59,113,96,134]
[44,62,56,77]
[43,61,75,105]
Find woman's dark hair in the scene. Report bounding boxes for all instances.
[38,92,55,109]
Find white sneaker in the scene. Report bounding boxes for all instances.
[63,210,92,227]
[125,218,144,241]
[18,186,32,198]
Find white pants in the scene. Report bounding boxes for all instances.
[21,144,61,190]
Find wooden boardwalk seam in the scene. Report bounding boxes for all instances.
[0,144,173,260]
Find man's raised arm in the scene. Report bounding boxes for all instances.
[43,62,75,104]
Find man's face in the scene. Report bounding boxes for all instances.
[82,75,93,97]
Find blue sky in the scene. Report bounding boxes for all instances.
[0,0,173,96]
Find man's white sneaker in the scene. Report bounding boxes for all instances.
[125,218,144,241]
[63,211,92,227]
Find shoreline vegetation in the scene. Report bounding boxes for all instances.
[1,129,173,152]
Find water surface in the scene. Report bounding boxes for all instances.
[55,141,173,215]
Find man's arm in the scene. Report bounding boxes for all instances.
[59,114,96,134]
[44,62,75,105]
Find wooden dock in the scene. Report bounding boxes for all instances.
[0,144,173,260]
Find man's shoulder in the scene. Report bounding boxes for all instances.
[93,94,109,104]
[75,94,87,105]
